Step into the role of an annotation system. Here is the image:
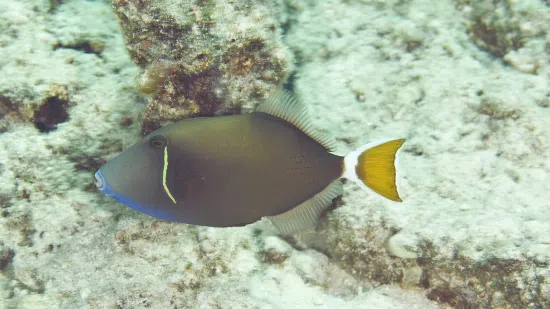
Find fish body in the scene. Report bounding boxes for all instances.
[95,91,405,234]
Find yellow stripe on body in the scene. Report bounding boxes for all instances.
[163,146,177,204]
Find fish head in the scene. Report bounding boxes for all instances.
[94,124,182,221]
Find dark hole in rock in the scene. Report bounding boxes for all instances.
[53,40,104,56]
[420,270,430,289]
[427,288,461,306]
[69,155,106,172]
[0,246,15,270]
[0,95,16,119]
[119,116,133,127]
[33,97,69,132]
[71,42,98,54]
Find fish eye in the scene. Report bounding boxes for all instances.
[149,135,167,148]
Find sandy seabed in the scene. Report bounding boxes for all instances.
[0,0,549,308]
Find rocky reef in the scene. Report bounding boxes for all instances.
[458,0,549,74]
[284,0,550,308]
[112,0,292,134]
[0,0,549,308]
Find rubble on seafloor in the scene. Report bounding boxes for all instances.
[0,0,548,308]
[284,1,550,308]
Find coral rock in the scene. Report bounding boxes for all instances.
[112,0,292,134]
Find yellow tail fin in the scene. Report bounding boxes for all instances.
[343,139,405,202]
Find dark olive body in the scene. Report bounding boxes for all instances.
[99,112,344,227]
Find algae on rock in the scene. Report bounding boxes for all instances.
[457,0,549,74]
[112,0,292,134]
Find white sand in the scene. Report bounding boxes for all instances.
[285,0,549,307]
[286,0,550,262]
[0,0,548,308]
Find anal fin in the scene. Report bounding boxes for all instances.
[267,180,343,235]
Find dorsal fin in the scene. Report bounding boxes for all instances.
[267,180,343,235]
[255,89,337,152]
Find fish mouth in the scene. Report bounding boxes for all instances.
[94,169,118,199]
[94,170,107,192]
[93,169,178,222]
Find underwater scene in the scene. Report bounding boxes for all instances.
[1,0,549,308]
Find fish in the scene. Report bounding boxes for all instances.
[94,90,405,234]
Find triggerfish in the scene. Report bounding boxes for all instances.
[94,90,405,234]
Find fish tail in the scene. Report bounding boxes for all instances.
[342,138,405,202]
